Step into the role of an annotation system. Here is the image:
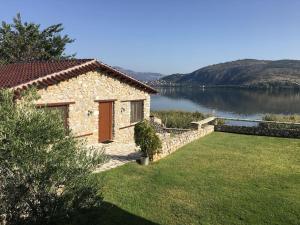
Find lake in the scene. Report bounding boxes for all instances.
[151,87,300,119]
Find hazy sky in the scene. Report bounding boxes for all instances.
[1,0,300,74]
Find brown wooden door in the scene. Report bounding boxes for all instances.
[99,102,113,143]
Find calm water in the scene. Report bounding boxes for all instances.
[151,87,300,119]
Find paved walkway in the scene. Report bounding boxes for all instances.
[94,142,141,172]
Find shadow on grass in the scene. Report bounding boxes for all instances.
[70,201,160,225]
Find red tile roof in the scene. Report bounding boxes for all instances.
[0,59,157,94]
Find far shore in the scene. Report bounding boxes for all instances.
[149,84,300,90]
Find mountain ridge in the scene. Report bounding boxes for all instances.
[113,66,165,81]
[158,59,300,88]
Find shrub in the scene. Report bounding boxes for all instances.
[134,120,162,161]
[0,89,105,225]
[215,118,225,125]
[151,110,207,129]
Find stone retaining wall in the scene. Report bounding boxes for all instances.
[153,125,214,161]
[215,125,300,138]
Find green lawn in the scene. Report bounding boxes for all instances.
[85,133,300,225]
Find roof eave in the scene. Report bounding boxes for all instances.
[95,60,158,94]
[10,59,158,95]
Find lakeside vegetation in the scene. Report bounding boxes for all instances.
[88,133,300,225]
[263,114,300,123]
[262,114,300,129]
[151,110,207,128]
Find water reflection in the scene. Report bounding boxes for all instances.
[151,87,300,119]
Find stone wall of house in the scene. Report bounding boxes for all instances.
[215,124,300,138]
[36,70,150,144]
[153,125,214,161]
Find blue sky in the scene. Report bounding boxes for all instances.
[1,0,300,74]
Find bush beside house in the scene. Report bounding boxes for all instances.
[134,120,162,161]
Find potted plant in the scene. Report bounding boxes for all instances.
[134,120,162,165]
[140,149,150,166]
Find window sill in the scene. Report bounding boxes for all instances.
[119,122,139,129]
[74,132,93,138]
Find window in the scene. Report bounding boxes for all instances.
[130,101,144,123]
[38,105,69,131]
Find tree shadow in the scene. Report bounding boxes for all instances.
[70,201,160,225]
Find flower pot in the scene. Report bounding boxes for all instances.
[140,156,149,166]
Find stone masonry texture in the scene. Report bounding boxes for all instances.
[36,69,150,144]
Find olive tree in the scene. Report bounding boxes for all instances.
[0,89,105,225]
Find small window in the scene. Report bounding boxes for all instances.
[38,105,69,130]
[130,101,144,123]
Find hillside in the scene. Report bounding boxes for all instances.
[159,59,300,88]
[113,66,164,81]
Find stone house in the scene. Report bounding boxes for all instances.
[0,59,157,145]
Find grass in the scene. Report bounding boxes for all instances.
[87,133,300,225]
[151,110,207,128]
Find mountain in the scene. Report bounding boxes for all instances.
[113,66,165,81]
[159,59,300,88]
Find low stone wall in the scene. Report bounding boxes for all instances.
[153,125,214,161]
[215,125,300,138]
[162,127,192,135]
